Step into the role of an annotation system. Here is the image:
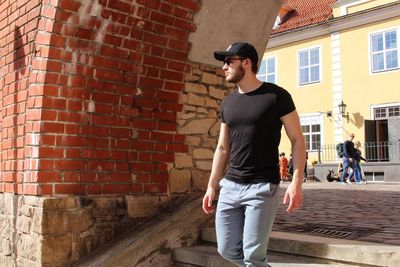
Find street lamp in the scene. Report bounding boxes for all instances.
[338,101,349,122]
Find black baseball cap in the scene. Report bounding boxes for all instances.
[214,42,258,63]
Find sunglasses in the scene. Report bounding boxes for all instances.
[224,57,245,66]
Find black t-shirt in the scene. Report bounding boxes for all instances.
[220,82,296,184]
[343,140,355,158]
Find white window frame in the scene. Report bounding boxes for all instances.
[257,56,277,84]
[370,103,400,120]
[368,27,400,75]
[297,46,322,86]
[300,113,324,152]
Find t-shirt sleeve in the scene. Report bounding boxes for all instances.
[277,87,296,117]
[220,98,226,123]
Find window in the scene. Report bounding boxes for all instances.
[300,115,322,151]
[298,47,320,85]
[370,30,399,73]
[257,57,276,83]
[374,105,400,120]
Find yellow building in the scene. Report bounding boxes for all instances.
[259,0,400,181]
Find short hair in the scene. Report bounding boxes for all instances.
[250,59,258,74]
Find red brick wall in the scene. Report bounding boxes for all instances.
[0,0,201,196]
[0,0,42,195]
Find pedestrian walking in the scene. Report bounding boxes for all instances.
[202,42,306,267]
[279,152,289,181]
[349,140,367,184]
[340,133,355,184]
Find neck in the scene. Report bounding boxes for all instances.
[236,74,263,94]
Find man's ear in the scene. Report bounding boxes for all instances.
[242,58,251,69]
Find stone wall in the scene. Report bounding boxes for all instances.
[0,193,170,266]
[170,62,234,192]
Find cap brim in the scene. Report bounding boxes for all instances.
[214,51,235,61]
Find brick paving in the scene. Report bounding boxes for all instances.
[273,182,400,245]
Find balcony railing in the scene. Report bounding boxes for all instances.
[317,140,400,163]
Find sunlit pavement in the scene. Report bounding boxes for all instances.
[274,182,400,245]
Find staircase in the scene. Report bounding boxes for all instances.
[172,221,400,267]
[71,193,400,267]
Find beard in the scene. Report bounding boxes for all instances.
[226,65,245,83]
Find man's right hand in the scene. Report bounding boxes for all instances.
[202,188,216,214]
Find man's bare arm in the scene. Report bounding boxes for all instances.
[202,123,230,214]
[281,110,306,213]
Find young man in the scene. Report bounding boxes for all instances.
[202,42,306,267]
[340,133,355,184]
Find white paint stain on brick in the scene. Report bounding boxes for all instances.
[94,20,109,44]
[88,100,95,113]
[77,0,103,21]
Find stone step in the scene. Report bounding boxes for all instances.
[202,227,400,267]
[173,245,235,267]
[173,244,361,267]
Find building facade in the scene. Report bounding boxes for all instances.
[260,0,400,181]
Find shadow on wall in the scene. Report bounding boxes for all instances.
[352,112,364,129]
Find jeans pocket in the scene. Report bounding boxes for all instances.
[255,183,279,197]
[219,178,226,188]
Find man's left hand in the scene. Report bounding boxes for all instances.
[283,182,303,213]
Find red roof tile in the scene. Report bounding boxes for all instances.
[272,0,337,35]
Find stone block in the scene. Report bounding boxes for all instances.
[178,118,216,135]
[209,86,226,99]
[125,196,161,218]
[184,82,207,94]
[201,138,217,148]
[205,98,219,108]
[41,235,72,264]
[192,170,209,191]
[3,194,17,215]
[187,93,206,106]
[209,121,220,137]
[20,206,34,217]
[201,72,223,85]
[177,111,196,120]
[23,195,43,207]
[42,209,93,235]
[0,255,16,267]
[184,73,200,82]
[195,160,212,171]
[0,197,4,215]
[16,232,40,261]
[193,148,213,159]
[92,197,126,220]
[1,218,11,239]
[170,169,191,193]
[16,215,31,234]
[32,209,43,234]
[43,197,79,211]
[184,136,201,146]
[208,109,218,118]
[175,153,193,168]
[2,239,12,256]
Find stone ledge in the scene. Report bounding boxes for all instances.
[202,227,400,267]
[73,194,212,267]
[269,231,400,267]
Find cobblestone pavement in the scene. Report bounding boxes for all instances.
[273,182,400,245]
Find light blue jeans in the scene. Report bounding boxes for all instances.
[349,161,362,183]
[340,157,353,182]
[216,178,280,267]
